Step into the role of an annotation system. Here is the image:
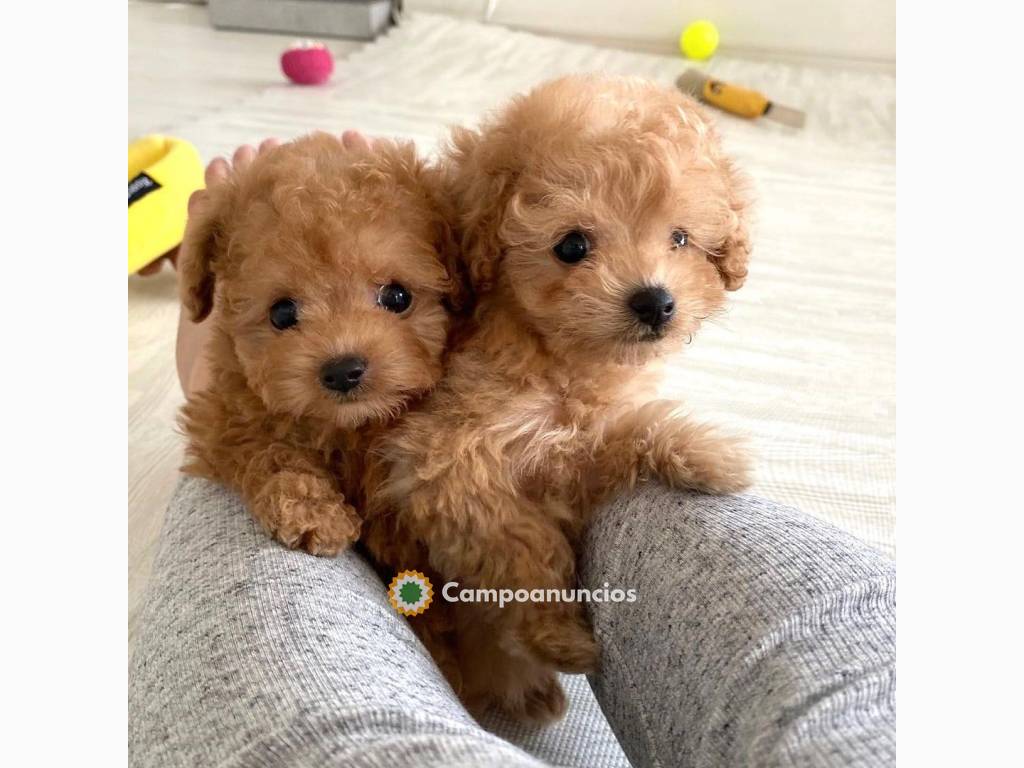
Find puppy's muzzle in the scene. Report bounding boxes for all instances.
[320,356,367,394]
[628,285,676,331]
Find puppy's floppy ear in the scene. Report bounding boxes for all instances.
[445,126,516,295]
[434,213,473,314]
[673,93,752,291]
[710,158,752,291]
[417,161,473,314]
[178,184,235,322]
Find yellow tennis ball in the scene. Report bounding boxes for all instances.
[680,20,720,60]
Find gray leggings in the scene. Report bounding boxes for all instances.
[129,478,895,767]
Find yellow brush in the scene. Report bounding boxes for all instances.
[676,69,806,129]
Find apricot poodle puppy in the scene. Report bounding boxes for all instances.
[179,133,463,555]
[364,75,753,721]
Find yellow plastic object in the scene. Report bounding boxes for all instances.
[702,78,770,119]
[128,135,204,274]
[679,20,719,60]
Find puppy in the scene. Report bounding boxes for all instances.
[179,133,462,555]
[363,75,753,721]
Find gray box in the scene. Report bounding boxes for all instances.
[209,0,400,40]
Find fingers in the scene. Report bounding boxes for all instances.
[190,159,225,217]
[258,138,282,155]
[231,144,257,173]
[202,139,279,193]
[191,137,275,217]
[204,156,230,188]
[187,189,208,217]
[341,130,372,151]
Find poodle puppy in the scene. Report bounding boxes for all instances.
[179,133,463,555]
[363,75,753,721]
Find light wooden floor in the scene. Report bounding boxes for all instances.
[127,2,366,656]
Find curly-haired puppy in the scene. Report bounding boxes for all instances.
[179,133,462,555]
[363,75,753,721]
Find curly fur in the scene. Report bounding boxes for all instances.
[362,76,754,722]
[179,133,462,555]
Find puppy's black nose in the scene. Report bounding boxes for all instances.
[320,356,367,393]
[628,286,676,329]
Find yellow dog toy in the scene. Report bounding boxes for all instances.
[128,135,204,274]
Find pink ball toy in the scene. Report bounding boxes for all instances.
[281,41,334,86]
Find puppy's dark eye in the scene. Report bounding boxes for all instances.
[553,231,590,264]
[378,282,412,314]
[269,298,299,330]
[671,230,688,248]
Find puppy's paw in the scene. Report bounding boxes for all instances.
[524,675,573,724]
[472,668,568,725]
[254,472,361,556]
[520,606,599,674]
[517,671,568,724]
[658,428,754,495]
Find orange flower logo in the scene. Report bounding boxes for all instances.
[387,570,434,616]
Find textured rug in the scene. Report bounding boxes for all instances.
[179,12,897,556]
